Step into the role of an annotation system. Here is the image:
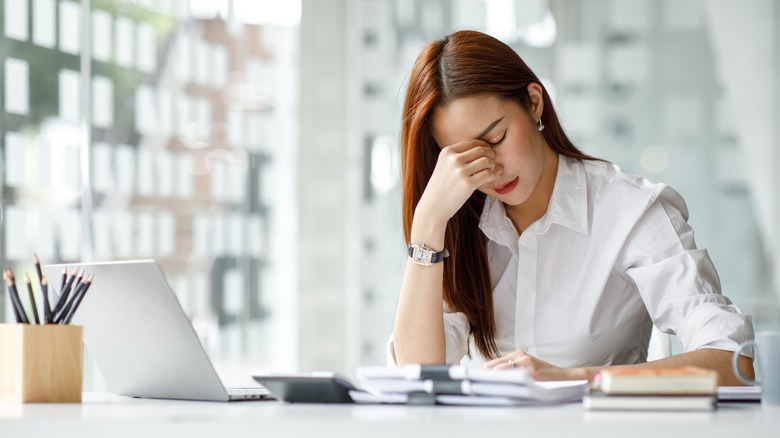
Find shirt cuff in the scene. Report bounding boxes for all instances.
[676,302,755,358]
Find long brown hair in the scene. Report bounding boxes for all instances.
[400,30,596,359]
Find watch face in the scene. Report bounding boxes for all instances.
[412,247,430,265]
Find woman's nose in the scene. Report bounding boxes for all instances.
[492,162,504,177]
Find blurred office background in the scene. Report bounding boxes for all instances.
[1,0,779,384]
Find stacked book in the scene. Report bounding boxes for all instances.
[583,366,719,411]
[352,365,588,406]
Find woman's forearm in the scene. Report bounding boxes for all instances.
[574,348,755,385]
[393,217,448,365]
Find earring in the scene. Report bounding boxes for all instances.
[537,119,545,132]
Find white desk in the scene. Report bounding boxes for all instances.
[1,393,778,438]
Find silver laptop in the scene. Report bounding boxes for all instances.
[44,260,272,402]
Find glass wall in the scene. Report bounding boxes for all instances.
[0,0,299,384]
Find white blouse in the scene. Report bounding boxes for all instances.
[388,155,754,367]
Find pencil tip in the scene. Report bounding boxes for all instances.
[42,277,48,285]
[34,253,40,262]
[25,273,31,282]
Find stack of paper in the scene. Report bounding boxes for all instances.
[583,367,718,411]
[352,365,588,406]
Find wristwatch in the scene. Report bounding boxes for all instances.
[407,243,450,266]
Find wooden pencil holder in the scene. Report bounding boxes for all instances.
[0,324,83,403]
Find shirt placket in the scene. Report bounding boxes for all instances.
[514,231,538,353]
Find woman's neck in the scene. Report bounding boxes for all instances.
[505,148,559,235]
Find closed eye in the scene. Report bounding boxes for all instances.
[487,130,507,147]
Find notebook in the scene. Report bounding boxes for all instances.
[44,260,272,402]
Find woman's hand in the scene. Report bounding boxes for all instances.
[414,140,498,228]
[484,350,588,381]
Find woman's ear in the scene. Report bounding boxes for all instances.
[526,83,545,121]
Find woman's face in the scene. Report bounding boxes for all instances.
[431,93,548,207]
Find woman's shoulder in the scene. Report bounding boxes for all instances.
[576,157,686,215]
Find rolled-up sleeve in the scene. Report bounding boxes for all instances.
[622,187,754,357]
[386,305,471,366]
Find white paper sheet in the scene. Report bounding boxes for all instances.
[33,0,56,48]
[59,0,81,54]
[5,58,29,115]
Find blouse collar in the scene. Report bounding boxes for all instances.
[479,154,589,249]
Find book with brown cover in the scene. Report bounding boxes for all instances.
[596,366,719,395]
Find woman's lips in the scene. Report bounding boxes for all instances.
[494,177,519,195]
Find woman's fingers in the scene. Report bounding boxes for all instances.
[443,138,494,154]
[484,350,530,369]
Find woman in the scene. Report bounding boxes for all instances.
[390,30,754,384]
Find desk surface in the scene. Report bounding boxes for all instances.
[1,393,778,438]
